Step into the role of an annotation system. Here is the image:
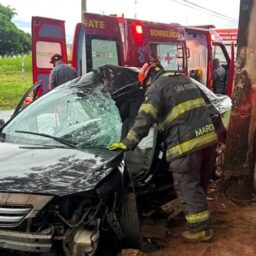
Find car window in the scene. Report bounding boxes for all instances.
[2,86,122,149]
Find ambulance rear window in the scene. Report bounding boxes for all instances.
[36,41,61,69]
[91,39,119,69]
[149,43,185,71]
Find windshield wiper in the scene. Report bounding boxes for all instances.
[14,130,80,149]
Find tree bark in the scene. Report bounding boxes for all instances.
[224,0,256,201]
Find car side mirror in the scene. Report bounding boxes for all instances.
[0,119,5,128]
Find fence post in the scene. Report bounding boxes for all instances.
[21,54,25,80]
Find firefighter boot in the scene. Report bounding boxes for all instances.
[182,228,213,243]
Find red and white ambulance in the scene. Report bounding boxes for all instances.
[32,13,234,96]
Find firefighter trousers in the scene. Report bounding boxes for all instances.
[168,145,216,232]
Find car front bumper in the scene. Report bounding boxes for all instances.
[0,230,52,253]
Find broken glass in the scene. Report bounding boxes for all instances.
[2,86,121,149]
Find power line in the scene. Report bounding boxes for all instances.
[170,0,238,23]
[172,0,238,23]
[181,0,237,21]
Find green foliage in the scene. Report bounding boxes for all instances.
[0,54,32,110]
[0,4,31,56]
[0,4,16,20]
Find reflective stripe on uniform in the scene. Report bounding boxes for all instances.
[167,131,217,159]
[162,98,206,127]
[185,210,210,224]
[139,103,158,120]
[126,130,140,144]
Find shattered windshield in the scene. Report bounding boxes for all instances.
[2,85,121,149]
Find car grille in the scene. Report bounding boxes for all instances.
[0,205,32,227]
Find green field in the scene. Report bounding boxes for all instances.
[0,54,32,110]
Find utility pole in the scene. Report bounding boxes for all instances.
[134,0,138,19]
[81,0,87,22]
[224,0,256,201]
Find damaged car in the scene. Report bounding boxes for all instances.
[0,65,231,255]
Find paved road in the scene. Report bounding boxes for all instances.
[0,110,13,122]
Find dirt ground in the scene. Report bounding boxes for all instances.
[123,183,256,256]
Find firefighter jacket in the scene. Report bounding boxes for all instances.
[122,73,218,162]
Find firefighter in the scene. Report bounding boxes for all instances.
[108,62,218,242]
[48,53,77,91]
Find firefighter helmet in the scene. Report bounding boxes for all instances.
[138,62,164,86]
[50,53,62,64]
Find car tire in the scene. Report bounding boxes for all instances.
[120,192,142,249]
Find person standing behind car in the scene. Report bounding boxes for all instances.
[48,53,77,91]
[213,58,226,95]
[108,62,218,243]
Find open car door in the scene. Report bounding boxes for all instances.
[12,81,42,117]
[95,64,172,191]
[32,16,67,96]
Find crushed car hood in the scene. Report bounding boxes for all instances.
[0,142,121,196]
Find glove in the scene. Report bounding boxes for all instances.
[107,142,127,151]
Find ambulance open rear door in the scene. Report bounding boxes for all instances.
[32,16,67,95]
[71,13,124,76]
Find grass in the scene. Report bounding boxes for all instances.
[0,54,32,110]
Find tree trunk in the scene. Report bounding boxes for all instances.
[224,0,256,201]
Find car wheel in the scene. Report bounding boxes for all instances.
[120,192,142,249]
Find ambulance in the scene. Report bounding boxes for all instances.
[32,13,234,96]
